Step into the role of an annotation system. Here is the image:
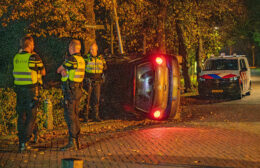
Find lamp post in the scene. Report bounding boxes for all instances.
[252,45,255,67]
[112,0,124,54]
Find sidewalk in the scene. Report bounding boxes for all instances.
[0,120,259,168]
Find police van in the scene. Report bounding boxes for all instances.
[198,54,251,99]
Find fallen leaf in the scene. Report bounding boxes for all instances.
[158,152,163,156]
[132,149,139,153]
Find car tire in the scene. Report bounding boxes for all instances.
[246,82,251,96]
[236,84,243,99]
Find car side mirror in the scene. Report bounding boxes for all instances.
[242,67,247,71]
[197,67,201,74]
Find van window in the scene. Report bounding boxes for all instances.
[240,59,246,70]
[204,59,238,71]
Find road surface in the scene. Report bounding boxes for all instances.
[0,71,259,168]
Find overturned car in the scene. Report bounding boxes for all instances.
[102,53,181,120]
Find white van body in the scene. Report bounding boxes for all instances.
[198,55,251,99]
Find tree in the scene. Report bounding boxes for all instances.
[1,0,250,89]
[1,0,96,53]
[223,0,260,66]
[98,0,247,90]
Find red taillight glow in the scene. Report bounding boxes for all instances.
[155,57,163,65]
[153,110,161,118]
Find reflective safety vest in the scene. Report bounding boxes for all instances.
[13,53,38,85]
[61,55,85,82]
[85,54,105,74]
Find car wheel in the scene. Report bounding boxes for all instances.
[236,84,243,99]
[246,82,251,96]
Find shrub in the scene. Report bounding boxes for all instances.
[0,88,17,135]
[0,87,87,135]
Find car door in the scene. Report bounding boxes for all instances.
[239,59,247,92]
[243,58,251,91]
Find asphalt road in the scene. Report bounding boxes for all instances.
[220,75,260,105]
[182,72,260,134]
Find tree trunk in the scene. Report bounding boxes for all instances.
[143,33,147,54]
[196,33,203,82]
[176,20,191,92]
[156,0,167,54]
[83,0,96,55]
[195,0,204,83]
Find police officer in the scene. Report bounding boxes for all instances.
[57,39,85,151]
[84,42,106,122]
[13,35,45,152]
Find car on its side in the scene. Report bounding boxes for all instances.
[102,53,181,120]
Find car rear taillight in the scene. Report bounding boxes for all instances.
[155,57,163,65]
[153,110,161,119]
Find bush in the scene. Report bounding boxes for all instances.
[0,87,87,135]
[0,88,17,135]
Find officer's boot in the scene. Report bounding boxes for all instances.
[83,105,90,122]
[76,137,81,150]
[19,139,32,152]
[32,125,38,144]
[18,142,26,153]
[94,105,101,122]
[60,136,78,151]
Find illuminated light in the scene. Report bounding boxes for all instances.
[155,57,163,65]
[153,110,161,118]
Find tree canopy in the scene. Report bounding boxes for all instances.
[0,0,259,88]
[1,0,95,39]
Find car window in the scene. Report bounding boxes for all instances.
[240,59,246,70]
[204,59,238,71]
[135,62,154,112]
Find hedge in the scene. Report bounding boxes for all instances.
[0,87,87,135]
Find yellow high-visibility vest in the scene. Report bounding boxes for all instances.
[61,55,85,82]
[13,53,38,85]
[85,54,105,74]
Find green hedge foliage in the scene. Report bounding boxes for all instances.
[0,87,87,135]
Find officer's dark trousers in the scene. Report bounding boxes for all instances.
[63,83,82,139]
[15,86,38,144]
[85,79,101,118]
